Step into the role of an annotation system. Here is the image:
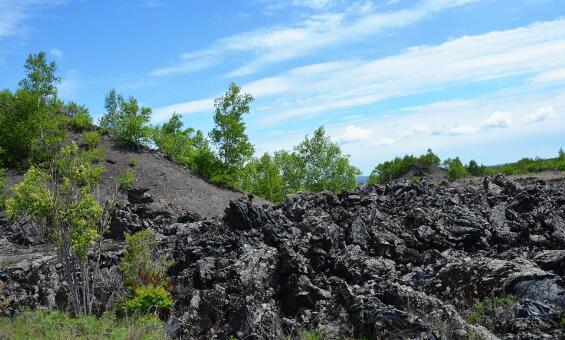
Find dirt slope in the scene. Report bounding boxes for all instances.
[4,133,270,219]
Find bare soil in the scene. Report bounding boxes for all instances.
[4,133,270,219]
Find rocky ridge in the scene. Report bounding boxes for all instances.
[1,174,564,339]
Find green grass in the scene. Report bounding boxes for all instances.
[127,157,138,167]
[300,330,322,340]
[0,309,166,340]
[483,156,565,176]
[467,295,516,331]
[118,169,136,190]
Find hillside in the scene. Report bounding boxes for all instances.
[4,132,270,220]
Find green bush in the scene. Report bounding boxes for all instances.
[100,89,151,148]
[5,142,110,316]
[444,157,470,181]
[127,157,138,167]
[0,309,166,339]
[120,230,173,316]
[125,284,173,315]
[368,149,441,184]
[239,127,359,202]
[120,230,171,289]
[81,131,100,149]
[467,296,516,331]
[300,330,322,340]
[66,102,92,132]
[118,169,136,190]
[483,153,565,175]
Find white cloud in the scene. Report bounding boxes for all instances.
[522,105,558,124]
[50,48,63,58]
[291,0,337,9]
[152,98,214,123]
[533,68,565,83]
[434,124,479,136]
[482,111,513,128]
[375,138,395,146]
[156,19,565,127]
[340,124,373,143]
[0,0,64,40]
[150,0,479,77]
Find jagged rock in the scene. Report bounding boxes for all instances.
[127,188,154,204]
[1,175,564,338]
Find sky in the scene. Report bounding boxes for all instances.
[1,0,564,174]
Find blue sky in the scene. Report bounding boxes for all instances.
[1,0,564,174]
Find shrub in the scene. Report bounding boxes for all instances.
[125,284,173,315]
[5,142,112,316]
[368,149,440,184]
[300,330,322,340]
[444,157,470,181]
[0,309,166,339]
[120,230,171,289]
[81,131,101,149]
[118,169,136,190]
[127,157,138,167]
[120,230,173,316]
[99,89,151,148]
[66,102,92,132]
[467,296,516,331]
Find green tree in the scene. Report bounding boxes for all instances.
[209,83,255,185]
[466,159,485,176]
[294,127,360,193]
[99,90,151,148]
[274,150,305,195]
[5,142,113,316]
[444,157,470,181]
[368,149,441,184]
[18,51,60,104]
[0,52,67,168]
[559,147,565,160]
[152,113,205,164]
[65,101,92,132]
[241,153,286,203]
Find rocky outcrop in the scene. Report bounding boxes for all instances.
[1,175,564,339]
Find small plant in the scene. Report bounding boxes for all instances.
[120,230,171,289]
[125,284,172,315]
[118,169,136,190]
[300,330,322,340]
[82,131,101,149]
[127,157,138,167]
[120,230,173,316]
[467,295,516,332]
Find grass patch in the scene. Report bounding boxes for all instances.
[127,157,138,167]
[0,309,166,339]
[300,330,322,340]
[467,295,516,332]
[118,169,136,190]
